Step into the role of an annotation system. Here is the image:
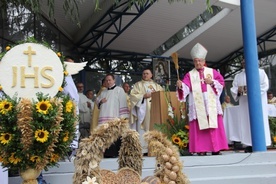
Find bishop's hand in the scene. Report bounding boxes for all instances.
[176,80,183,89]
[204,78,214,85]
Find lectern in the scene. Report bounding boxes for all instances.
[150,91,182,130]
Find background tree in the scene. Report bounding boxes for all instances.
[0,0,211,27]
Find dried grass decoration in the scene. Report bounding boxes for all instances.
[73,118,143,184]
[171,52,180,80]
[143,130,190,184]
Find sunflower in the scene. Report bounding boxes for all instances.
[50,153,60,162]
[9,153,21,164]
[36,100,52,114]
[172,134,181,145]
[0,85,2,90]
[0,100,13,114]
[65,100,73,112]
[184,125,189,130]
[30,155,41,163]
[178,141,184,148]
[57,52,62,57]
[63,131,69,142]
[179,141,188,149]
[35,129,49,143]
[64,70,68,76]
[5,45,11,51]
[0,156,3,162]
[273,136,276,143]
[0,133,12,145]
[58,86,63,92]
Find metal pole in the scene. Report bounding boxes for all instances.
[240,0,266,151]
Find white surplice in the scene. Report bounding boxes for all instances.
[96,86,129,125]
[63,75,80,149]
[78,92,91,123]
[230,69,271,146]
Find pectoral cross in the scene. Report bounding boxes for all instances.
[23,46,36,67]
[199,70,204,84]
[200,78,205,84]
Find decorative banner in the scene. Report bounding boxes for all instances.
[153,58,170,85]
[0,43,64,99]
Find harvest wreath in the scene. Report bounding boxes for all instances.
[0,38,78,176]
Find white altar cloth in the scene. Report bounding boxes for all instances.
[268,104,276,117]
[223,104,276,143]
[223,106,242,143]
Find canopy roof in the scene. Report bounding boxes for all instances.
[40,0,276,76]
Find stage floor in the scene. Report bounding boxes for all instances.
[8,149,276,184]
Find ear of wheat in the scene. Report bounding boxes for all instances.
[171,52,180,80]
[171,52,179,70]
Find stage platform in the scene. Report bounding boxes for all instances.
[9,150,276,184]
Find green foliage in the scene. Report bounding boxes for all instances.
[154,86,189,155]
[0,0,82,26]
[0,92,77,172]
[154,115,189,156]
[269,117,276,147]
[1,0,213,27]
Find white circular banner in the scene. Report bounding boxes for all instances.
[0,43,64,99]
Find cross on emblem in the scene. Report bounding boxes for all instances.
[23,46,36,67]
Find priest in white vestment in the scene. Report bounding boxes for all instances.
[85,90,94,124]
[267,91,276,104]
[221,95,234,111]
[76,82,92,138]
[176,43,229,155]
[96,74,129,157]
[63,56,87,156]
[122,82,131,113]
[129,68,164,154]
[63,75,80,150]
[230,59,271,151]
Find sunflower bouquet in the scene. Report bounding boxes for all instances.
[154,85,190,156]
[0,38,78,173]
[0,92,77,172]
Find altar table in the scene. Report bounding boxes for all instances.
[223,106,242,143]
[223,104,276,143]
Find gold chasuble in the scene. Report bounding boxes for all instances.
[90,86,106,133]
[190,67,217,130]
[130,80,163,130]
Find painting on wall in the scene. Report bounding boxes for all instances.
[153,58,170,86]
